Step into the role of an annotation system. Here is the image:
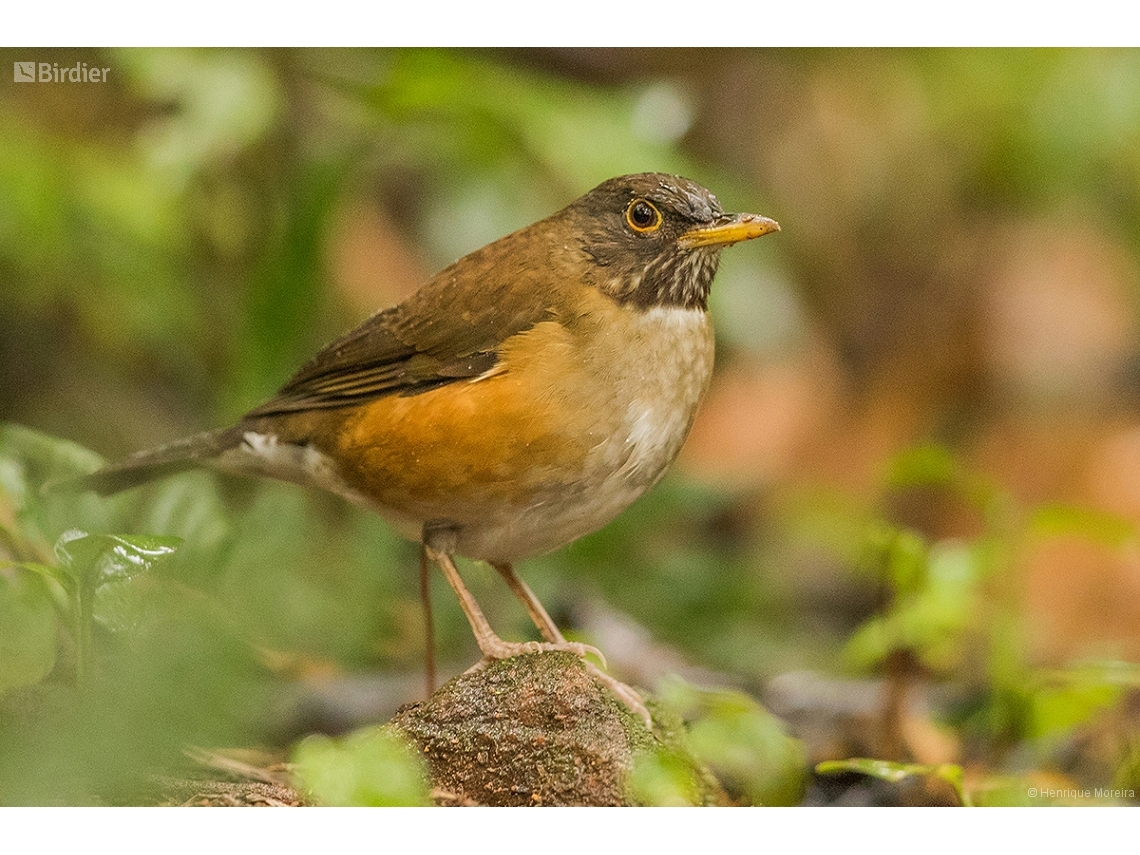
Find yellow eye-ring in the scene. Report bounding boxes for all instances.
[626,199,662,233]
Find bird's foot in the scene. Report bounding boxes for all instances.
[582,660,652,729]
[463,638,652,729]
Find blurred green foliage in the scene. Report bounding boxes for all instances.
[2,47,1139,805]
[0,564,56,695]
[628,749,711,807]
[832,443,1140,804]
[292,727,430,807]
[656,677,806,805]
[817,757,970,806]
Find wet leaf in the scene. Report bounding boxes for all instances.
[92,576,152,635]
[53,530,181,589]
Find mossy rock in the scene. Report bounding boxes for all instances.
[388,651,725,806]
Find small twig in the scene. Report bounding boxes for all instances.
[430,787,481,807]
[184,746,292,786]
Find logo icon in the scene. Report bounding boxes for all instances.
[13,62,36,82]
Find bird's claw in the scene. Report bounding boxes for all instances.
[582,660,652,729]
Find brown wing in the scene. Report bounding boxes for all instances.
[243,223,559,418]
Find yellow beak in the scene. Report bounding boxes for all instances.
[679,213,780,249]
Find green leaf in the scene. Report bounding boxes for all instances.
[816,758,969,806]
[0,424,109,563]
[9,561,70,613]
[53,530,181,589]
[51,530,180,681]
[0,564,58,695]
[92,576,152,635]
[292,727,430,807]
[845,537,985,673]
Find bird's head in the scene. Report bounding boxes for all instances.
[565,173,779,311]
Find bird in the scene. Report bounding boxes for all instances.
[69,173,779,726]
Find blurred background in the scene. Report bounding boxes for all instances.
[2,47,1139,805]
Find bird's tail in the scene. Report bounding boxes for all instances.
[51,426,242,496]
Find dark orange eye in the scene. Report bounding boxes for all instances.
[626,199,662,232]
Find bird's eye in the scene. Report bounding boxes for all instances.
[626,199,662,233]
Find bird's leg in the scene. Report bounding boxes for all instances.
[421,526,604,664]
[419,544,436,698]
[491,560,651,728]
[489,561,568,645]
